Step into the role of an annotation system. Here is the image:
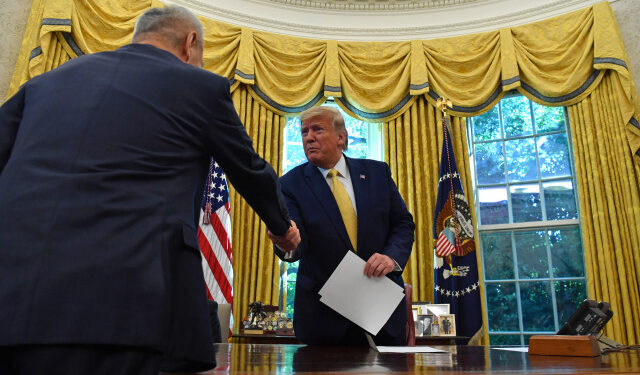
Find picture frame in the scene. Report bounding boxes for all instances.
[411,306,420,322]
[422,304,450,316]
[411,301,431,317]
[416,314,434,337]
[439,314,456,336]
[414,317,424,337]
[431,322,440,336]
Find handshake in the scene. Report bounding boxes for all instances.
[266,220,300,254]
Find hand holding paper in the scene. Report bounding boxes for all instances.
[318,251,405,336]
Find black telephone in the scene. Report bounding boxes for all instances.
[557,299,613,335]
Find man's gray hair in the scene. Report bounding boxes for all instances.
[300,106,348,151]
[132,5,204,48]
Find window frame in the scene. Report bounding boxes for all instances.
[467,92,587,345]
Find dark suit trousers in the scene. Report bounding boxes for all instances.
[0,344,161,375]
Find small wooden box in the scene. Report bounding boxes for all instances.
[528,335,601,357]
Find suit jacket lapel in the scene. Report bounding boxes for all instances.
[303,163,353,251]
[346,157,368,253]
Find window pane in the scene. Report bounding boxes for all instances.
[486,282,519,331]
[344,117,369,159]
[543,180,577,220]
[520,281,555,331]
[555,279,587,327]
[473,106,501,141]
[285,117,301,143]
[474,141,506,185]
[490,334,521,345]
[549,228,584,277]
[502,96,533,138]
[523,334,536,345]
[537,133,571,178]
[284,144,307,173]
[505,138,538,182]
[533,102,565,133]
[285,262,298,319]
[481,232,514,280]
[515,231,548,279]
[478,187,508,225]
[510,184,542,222]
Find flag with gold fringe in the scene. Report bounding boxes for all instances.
[433,107,482,343]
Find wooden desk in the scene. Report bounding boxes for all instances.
[203,343,640,374]
[231,333,300,344]
[231,333,467,346]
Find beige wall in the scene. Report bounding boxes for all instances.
[0,0,32,100]
[1,0,639,103]
[611,0,640,101]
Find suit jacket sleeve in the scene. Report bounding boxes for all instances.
[0,87,25,174]
[380,163,415,271]
[200,77,290,236]
[273,183,305,262]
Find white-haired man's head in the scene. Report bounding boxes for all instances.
[132,6,204,67]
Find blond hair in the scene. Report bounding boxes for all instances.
[299,106,348,151]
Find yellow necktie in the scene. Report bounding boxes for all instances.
[328,169,357,251]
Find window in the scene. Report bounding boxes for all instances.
[279,100,382,318]
[468,94,587,345]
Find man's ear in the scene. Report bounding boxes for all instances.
[337,130,346,148]
[181,31,197,62]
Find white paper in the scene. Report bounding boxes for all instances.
[376,346,448,353]
[318,251,405,336]
[366,333,447,353]
[492,347,529,352]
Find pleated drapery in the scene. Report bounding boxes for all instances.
[567,72,640,344]
[229,86,287,330]
[5,0,640,343]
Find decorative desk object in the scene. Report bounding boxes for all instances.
[241,302,294,336]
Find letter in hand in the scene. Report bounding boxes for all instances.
[267,220,300,253]
[363,253,395,278]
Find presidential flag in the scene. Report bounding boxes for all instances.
[433,115,482,343]
[198,158,234,327]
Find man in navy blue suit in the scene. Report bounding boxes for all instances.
[0,6,299,374]
[269,106,415,346]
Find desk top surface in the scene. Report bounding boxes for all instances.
[204,343,640,374]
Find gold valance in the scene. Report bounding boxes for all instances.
[7,1,639,160]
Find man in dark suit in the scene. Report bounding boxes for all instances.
[0,6,299,374]
[269,106,415,346]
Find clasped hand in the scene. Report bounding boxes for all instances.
[267,220,300,253]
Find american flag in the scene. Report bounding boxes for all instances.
[198,158,233,325]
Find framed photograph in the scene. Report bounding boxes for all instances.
[431,322,440,336]
[414,317,424,337]
[439,314,456,336]
[411,306,420,322]
[416,314,434,337]
[422,304,450,316]
[412,302,431,317]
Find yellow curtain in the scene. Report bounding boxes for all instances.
[6,0,640,343]
[384,97,489,343]
[229,85,287,329]
[568,71,640,344]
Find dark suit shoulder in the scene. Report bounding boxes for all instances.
[280,162,310,185]
[346,156,389,171]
